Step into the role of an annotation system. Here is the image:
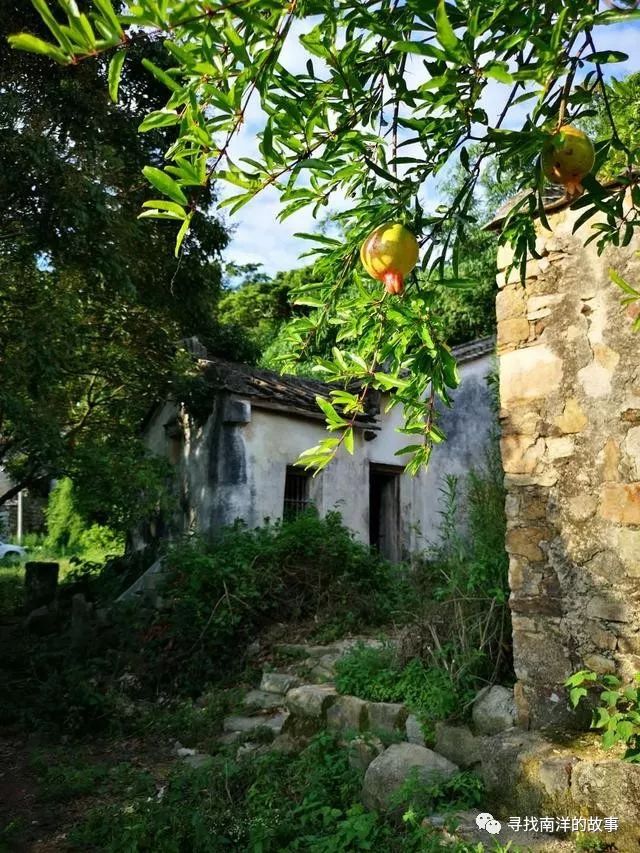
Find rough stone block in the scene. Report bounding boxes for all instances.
[623,426,640,477]
[497,318,530,348]
[223,712,288,735]
[347,736,384,774]
[586,595,633,623]
[434,722,481,768]
[506,528,546,562]
[260,672,301,695]
[362,743,458,811]
[496,285,526,322]
[545,436,575,460]
[599,483,640,525]
[554,398,588,434]
[471,686,517,735]
[366,701,407,735]
[405,714,426,746]
[501,435,544,475]
[285,684,337,720]
[500,345,563,404]
[326,695,368,733]
[243,690,285,711]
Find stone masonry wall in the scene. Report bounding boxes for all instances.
[497,199,640,730]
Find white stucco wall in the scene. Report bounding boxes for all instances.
[145,349,496,554]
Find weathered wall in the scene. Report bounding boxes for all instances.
[144,347,495,554]
[496,200,640,729]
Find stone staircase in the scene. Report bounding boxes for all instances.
[195,637,631,851]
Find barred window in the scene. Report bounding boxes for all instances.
[283,467,311,519]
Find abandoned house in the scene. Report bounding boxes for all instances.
[143,336,495,560]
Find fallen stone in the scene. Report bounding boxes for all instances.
[367,701,407,736]
[243,690,284,711]
[285,684,337,720]
[434,722,481,769]
[348,736,384,774]
[362,743,458,811]
[405,714,426,746]
[326,695,368,733]
[260,672,301,695]
[472,686,516,735]
[222,712,288,735]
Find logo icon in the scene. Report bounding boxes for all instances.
[476,812,502,835]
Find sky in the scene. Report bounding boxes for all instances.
[220,16,640,278]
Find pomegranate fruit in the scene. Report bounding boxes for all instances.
[360,222,419,294]
[542,125,595,196]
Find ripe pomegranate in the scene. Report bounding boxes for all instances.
[360,222,419,294]
[542,125,595,196]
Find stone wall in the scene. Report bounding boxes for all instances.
[496,198,640,729]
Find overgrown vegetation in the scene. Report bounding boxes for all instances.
[64,733,487,852]
[336,442,510,737]
[567,670,640,762]
[154,510,407,691]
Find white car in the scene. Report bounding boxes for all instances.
[0,541,26,562]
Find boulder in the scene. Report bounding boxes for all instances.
[434,722,481,769]
[405,714,426,746]
[260,672,301,695]
[285,684,337,720]
[243,690,284,711]
[362,743,458,811]
[326,695,368,733]
[367,701,407,736]
[182,753,214,769]
[472,685,516,735]
[348,736,384,774]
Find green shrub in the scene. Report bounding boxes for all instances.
[335,644,467,739]
[152,511,407,690]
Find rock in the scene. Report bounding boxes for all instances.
[223,712,288,735]
[434,722,481,769]
[285,684,337,720]
[348,736,384,774]
[326,695,368,733]
[260,672,301,695]
[367,702,407,736]
[243,690,284,711]
[405,714,426,746]
[182,753,213,769]
[175,746,196,758]
[472,686,516,735]
[361,743,458,811]
[270,734,300,755]
[217,731,244,746]
[571,758,640,848]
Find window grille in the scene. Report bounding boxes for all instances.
[283,467,311,519]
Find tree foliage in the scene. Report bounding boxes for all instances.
[9,0,640,473]
[1,1,249,524]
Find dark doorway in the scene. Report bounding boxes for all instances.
[369,464,402,561]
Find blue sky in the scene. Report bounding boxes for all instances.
[221,18,640,277]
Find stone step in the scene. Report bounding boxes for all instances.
[223,711,288,736]
[260,671,301,695]
[243,689,285,711]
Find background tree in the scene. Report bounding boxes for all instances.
[9,0,640,475]
[0,1,253,526]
